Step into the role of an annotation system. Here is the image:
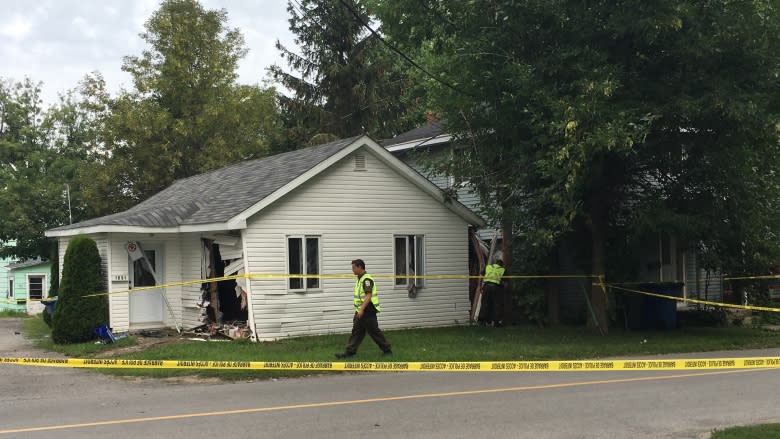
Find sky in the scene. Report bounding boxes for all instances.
[1,0,297,107]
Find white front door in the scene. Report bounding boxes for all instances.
[129,245,164,325]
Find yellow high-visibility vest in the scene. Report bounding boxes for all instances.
[354,273,381,312]
[484,264,505,285]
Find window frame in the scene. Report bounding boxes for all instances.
[8,278,14,298]
[394,235,425,289]
[27,274,46,300]
[286,235,322,292]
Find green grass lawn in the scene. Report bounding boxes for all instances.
[711,424,780,438]
[16,316,780,380]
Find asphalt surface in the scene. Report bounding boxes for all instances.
[1,317,779,439]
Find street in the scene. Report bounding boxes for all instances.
[1,318,778,439]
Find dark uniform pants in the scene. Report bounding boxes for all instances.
[481,282,502,324]
[346,311,391,354]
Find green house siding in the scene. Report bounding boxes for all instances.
[0,241,19,311]
[2,262,52,314]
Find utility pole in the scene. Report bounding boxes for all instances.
[65,184,72,224]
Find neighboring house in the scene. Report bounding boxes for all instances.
[45,135,485,341]
[4,259,52,315]
[384,122,721,324]
[0,241,19,311]
[382,121,492,240]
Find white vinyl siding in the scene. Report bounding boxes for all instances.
[684,251,723,304]
[244,148,471,341]
[396,147,486,238]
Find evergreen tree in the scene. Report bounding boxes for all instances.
[270,0,419,149]
[51,235,107,344]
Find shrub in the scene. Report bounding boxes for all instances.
[51,236,108,344]
[42,307,53,327]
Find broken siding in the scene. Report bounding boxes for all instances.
[180,234,204,330]
[244,149,471,341]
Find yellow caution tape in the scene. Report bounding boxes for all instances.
[39,272,777,302]
[604,284,780,313]
[2,356,780,371]
[722,274,780,281]
[69,272,600,300]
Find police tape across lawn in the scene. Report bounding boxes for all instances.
[2,356,780,371]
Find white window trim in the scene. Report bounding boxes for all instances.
[8,278,14,298]
[27,274,46,300]
[286,235,322,292]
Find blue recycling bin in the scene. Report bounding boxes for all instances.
[639,282,684,329]
[41,298,57,314]
[94,325,117,343]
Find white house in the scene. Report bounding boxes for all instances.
[45,135,485,341]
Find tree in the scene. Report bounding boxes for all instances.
[0,77,96,259]
[270,0,420,149]
[374,1,780,332]
[83,0,283,212]
[51,235,107,344]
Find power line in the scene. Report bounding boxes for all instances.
[335,0,478,99]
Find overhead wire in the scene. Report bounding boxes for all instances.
[335,0,478,99]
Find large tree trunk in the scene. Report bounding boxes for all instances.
[587,162,609,334]
[501,208,513,325]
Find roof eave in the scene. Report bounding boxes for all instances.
[44,222,237,237]
[384,134,452,152]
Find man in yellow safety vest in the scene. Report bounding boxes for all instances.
[335,259,392,358]
[480,259,506,327]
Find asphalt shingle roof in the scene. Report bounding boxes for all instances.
[50,136,362,231]
[6,258,48,270]
[381,121,445,147]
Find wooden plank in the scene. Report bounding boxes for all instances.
[471,229,499,322]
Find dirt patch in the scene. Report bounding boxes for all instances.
[95,329,195,357]
[97,335,183,357]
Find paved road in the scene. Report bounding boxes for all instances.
[1,318,779,439]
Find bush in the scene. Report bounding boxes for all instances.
[678,307,729,327]
[51,235,108,344]
[513,282,548,327]
[42,307,53,327]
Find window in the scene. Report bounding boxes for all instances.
[288,236,320,291]
[28,275,44,300]
[394,235,425,287]
[133,250,157,287]
[8,279,13,298]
